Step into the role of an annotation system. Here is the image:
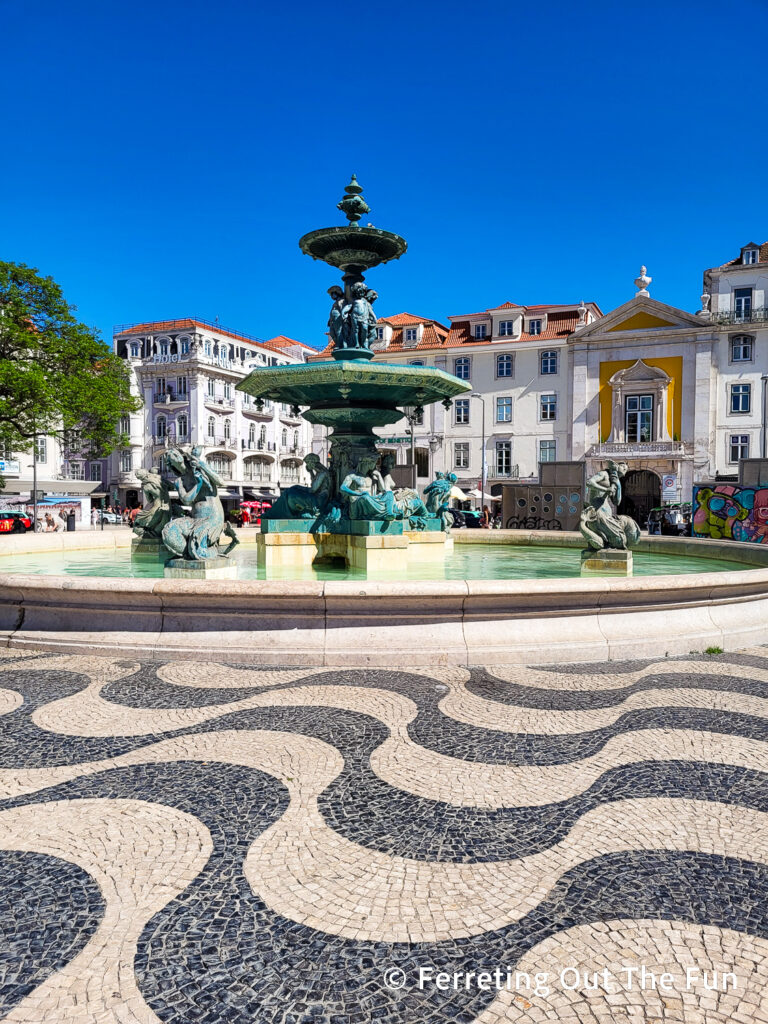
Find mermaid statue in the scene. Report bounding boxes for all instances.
[161,446,239,561]
[579,461,640,551]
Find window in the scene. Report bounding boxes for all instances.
[625,394,653,441]
[119,451,132,473]
[67,462,85,480]
[156,376,166,395]
[496,396,512,422]
[180,338,190,354]
[731,335,753,362]
[454,357,471,380]
[734,288,752,319]
[743,249,758,265]
[498,320,515,336]
[224,382,232,401]
[455,398,470,424]
[281,428,288,448]
[282,461,300,483]
[130,342,140,358]
[249,424,256,445]
[730,434,750,462]
[454,442,469,469]
[540,393,557,421]
[473,324,487,339]
[177,376,187,395]
[731,383,751,414]
[207,378,215,397]
[495,441,512,477]
[408,360,424,366]
[34,437,47,462]
[204,341,212,356]
[259,424,267,444]
[118,415,130,435]
[496,353,513,378]
[90,463,102,481]
[293,430,299,449]
[540,350,557,374]
[376,327,385,340]
[207,416,215,437]
[223,419,231,441]
[529,319,542,336]
[209,455,232,478]
[156,415,167,439]
[404,327,418,343]
[177,414,188,438]
[159,340,169,356]
[539,440,556,463]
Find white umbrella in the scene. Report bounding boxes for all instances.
[449,485,468,501]
[468,489,500,501]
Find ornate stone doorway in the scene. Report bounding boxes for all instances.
[619,469,660,525]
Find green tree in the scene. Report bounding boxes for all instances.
[0,261,140,461]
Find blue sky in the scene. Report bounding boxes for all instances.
[2,0,766,348]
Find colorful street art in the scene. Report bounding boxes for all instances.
[692,483,768,543]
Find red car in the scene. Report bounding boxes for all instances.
[0,511,32,533]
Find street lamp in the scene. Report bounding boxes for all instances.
[470,392,486,510]
[401,404,424,485]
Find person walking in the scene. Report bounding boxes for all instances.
[480,505,491,529]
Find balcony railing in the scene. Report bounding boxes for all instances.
[243,471,272,483]
[712,307,768,326]
[154,392,189,404]
[489,464,520,479]
[204,436,238,450]
[587,441,693,458]
[152,434,189,446]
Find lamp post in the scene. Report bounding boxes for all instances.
[402,404,424,487]
[470,392,486,510]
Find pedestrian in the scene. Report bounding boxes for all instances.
[55,511,67,532]
[44,513,55,532]
[480,505,491,529]
[91,508,99,527]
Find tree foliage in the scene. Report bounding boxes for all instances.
[0,261,140,457]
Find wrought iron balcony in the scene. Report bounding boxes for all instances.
[587,441,693,458]
[712,307,768,326]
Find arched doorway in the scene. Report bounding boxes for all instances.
[618,469,660,526]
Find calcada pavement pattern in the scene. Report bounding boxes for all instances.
[0,648,765,1022]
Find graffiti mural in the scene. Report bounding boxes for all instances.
[692,483,768,542]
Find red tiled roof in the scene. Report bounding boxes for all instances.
[377,312,436,326]
[444,310,583,347]
[719,242,768,268]
[264,335,315,351]
[486,301,519,310]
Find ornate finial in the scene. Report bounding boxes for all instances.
[698,291,712,319]
[634,265,652,297]
[337,174,370,225]
[577,299,587,325]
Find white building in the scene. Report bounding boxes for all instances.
[567,245,768,520]
[0,434,103,526]
[108,318,316,508]
[358,303,601,492]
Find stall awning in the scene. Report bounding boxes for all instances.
[1,479,101,496]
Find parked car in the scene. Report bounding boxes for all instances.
[0,511,32,533]
[462,510,483,528]
[96,510,122,524]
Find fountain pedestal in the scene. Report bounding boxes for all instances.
[580,549,633,576]
[131,538,171,562]
[165,557,238,580]
[256,528,452,574]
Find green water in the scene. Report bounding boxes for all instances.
[0,544,750,582]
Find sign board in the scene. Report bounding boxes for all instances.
[0,459,21,476]
[379,436,411,445]
[661,474,677,500]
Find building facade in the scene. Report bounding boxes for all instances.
[108,319,315,508]
[567,246,768,521]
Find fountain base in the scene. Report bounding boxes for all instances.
[255,529,452,573]
[164,557,238,580]
[580,548,633,576]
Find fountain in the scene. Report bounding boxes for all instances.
[237,176,471,572]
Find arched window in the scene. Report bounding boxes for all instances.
[496,353,513,378]
[453,357,470,380]
[249,423,256,445]
[119,415,130,434]
[156,415,167,439]
[159,340,169,356]
[130,342,140,358]
[293,430,299,449]
[281,428,288,448]
[179,336,191,354]
[259,424,267,444]
[223,419,231,441]
[177,414,188,439]
[207,416,215,437]
[540,350,558,375]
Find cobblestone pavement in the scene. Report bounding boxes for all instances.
[0,648,766,1023]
